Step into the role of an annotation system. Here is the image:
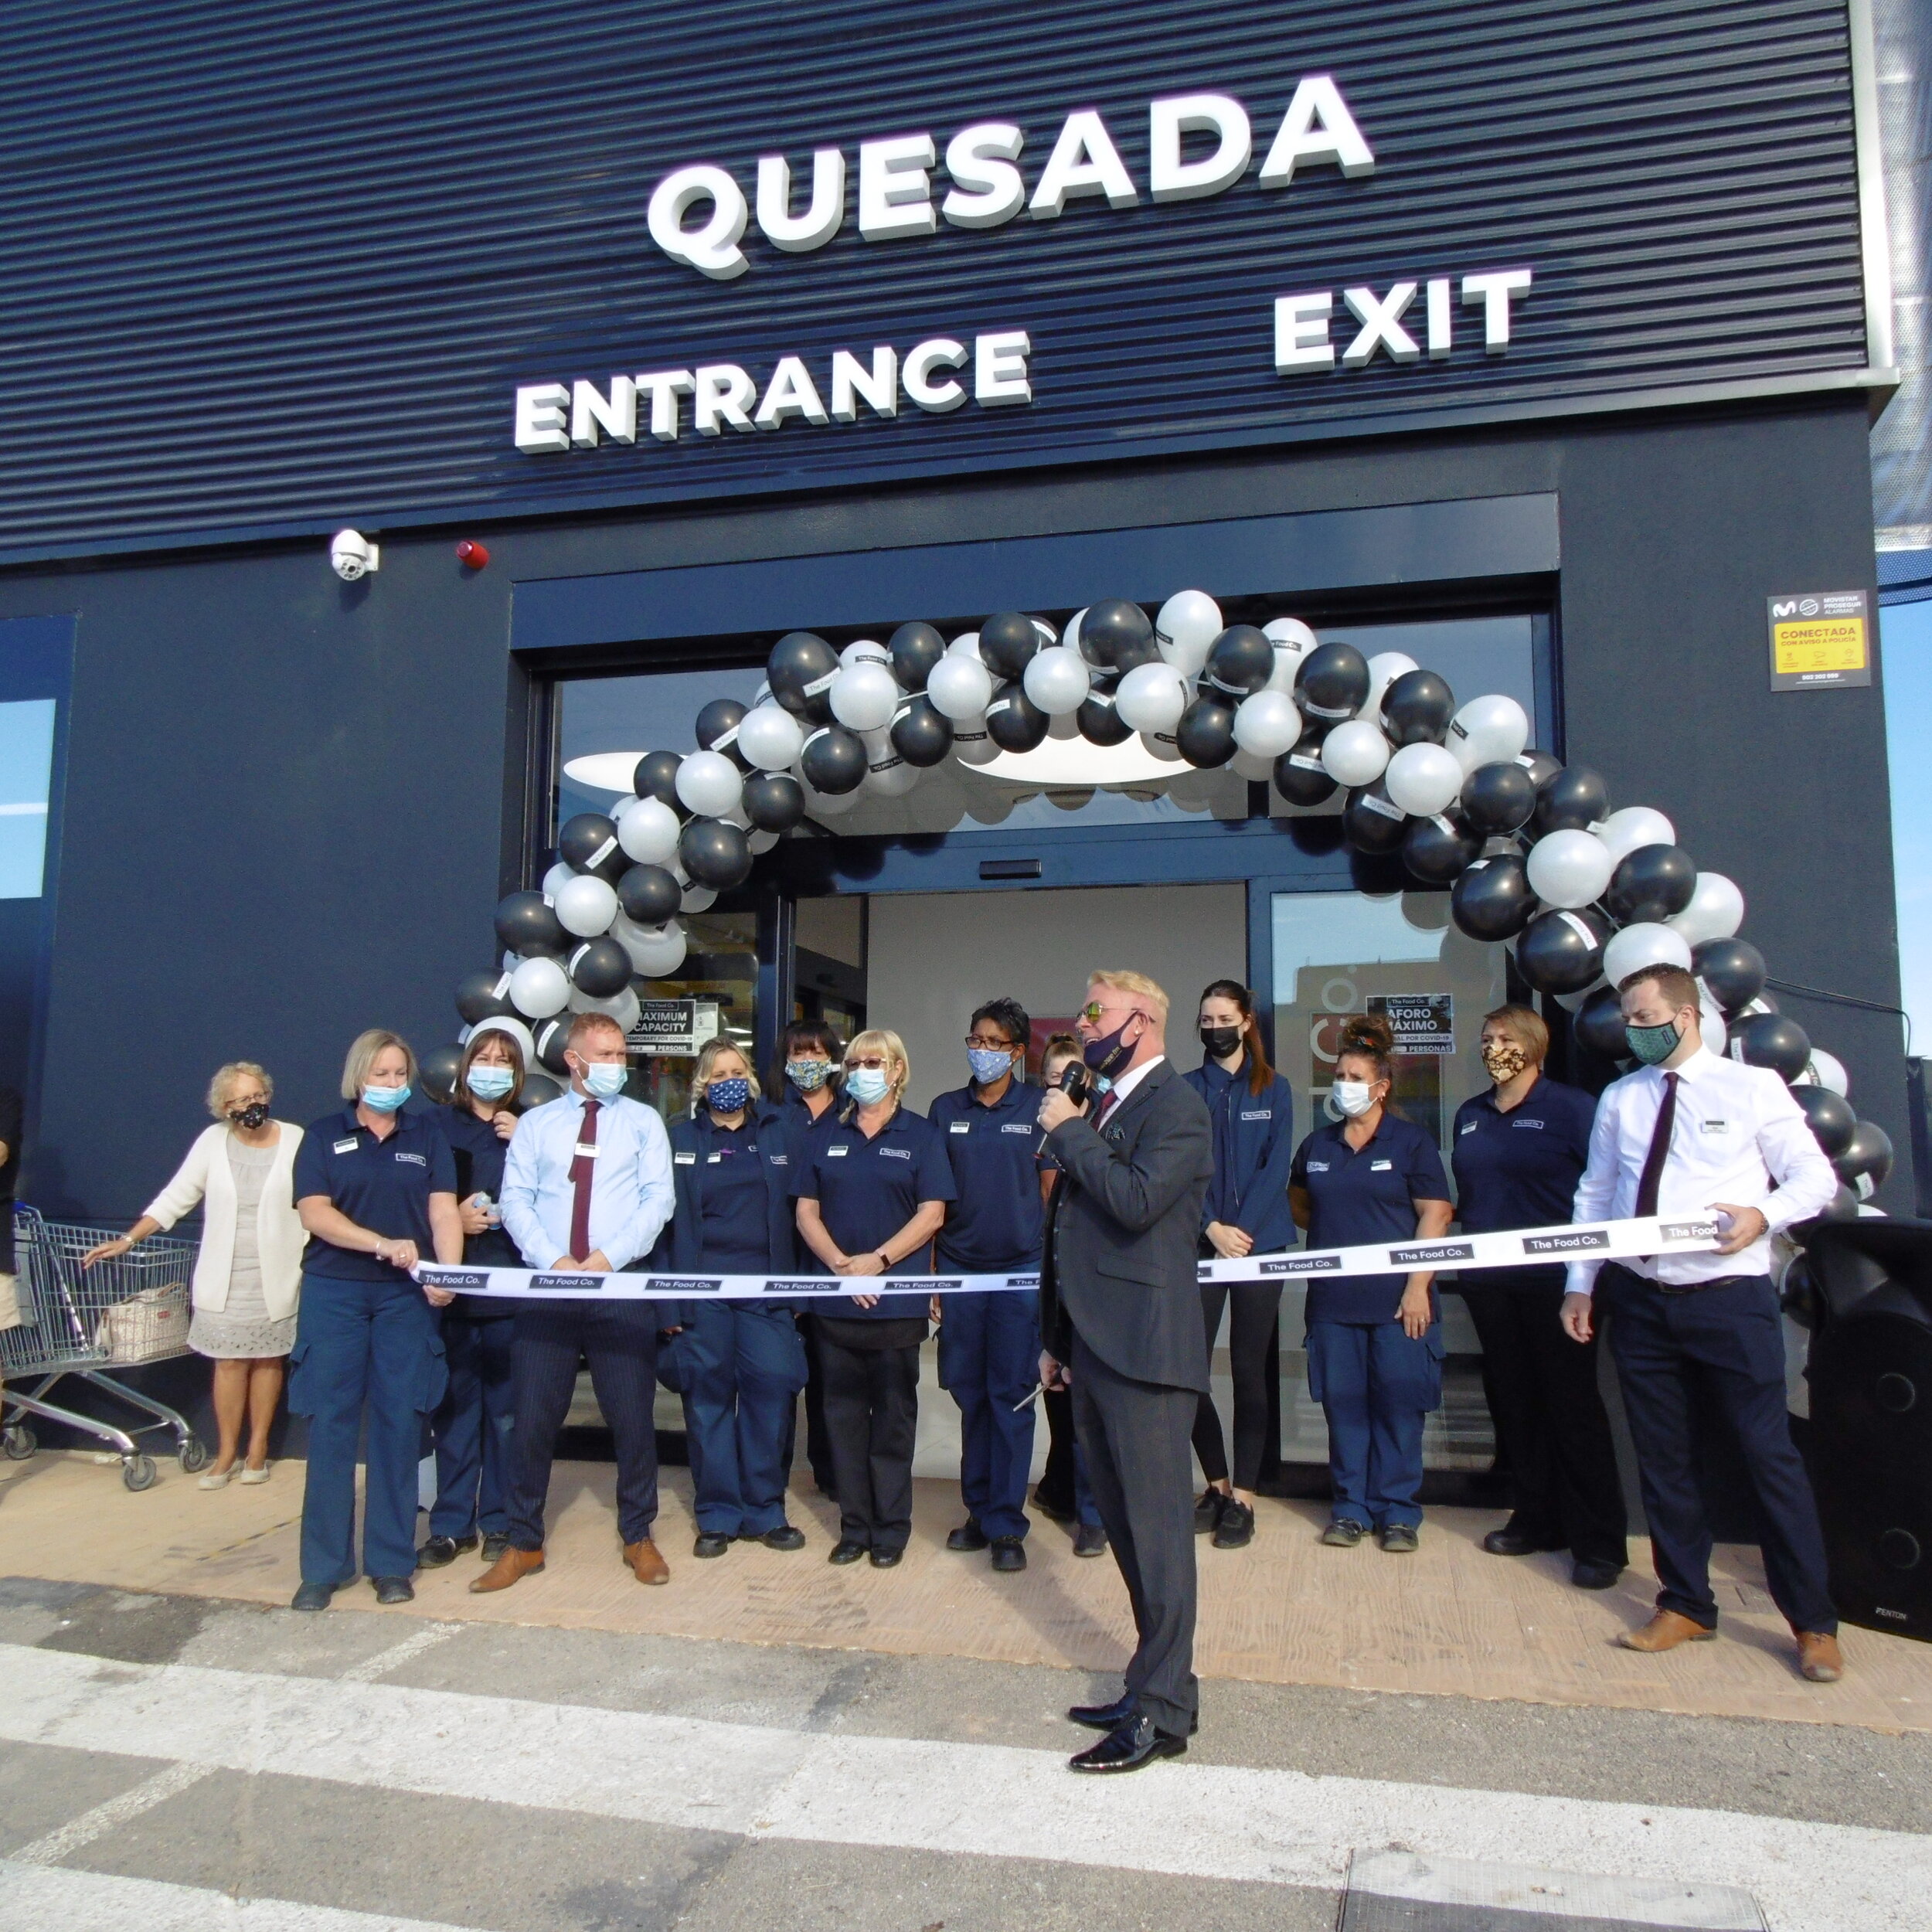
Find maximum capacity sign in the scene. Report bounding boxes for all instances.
[1367,994,1454,1055]
[1767,590,1872,692]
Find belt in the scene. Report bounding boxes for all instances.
[1607,1263,1766,1298]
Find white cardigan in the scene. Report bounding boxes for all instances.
[143,1121,306,1320]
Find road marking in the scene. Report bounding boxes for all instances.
[0,1643,1920,1932]
[8,1763,213,1867]
[338,1623,463,1685]
[1343,1850,1764,1929]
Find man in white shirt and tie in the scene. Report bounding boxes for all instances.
[1561,963,1843,1682]
[474,1012,675,1594]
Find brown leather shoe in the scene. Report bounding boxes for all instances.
[1617,1609,1717,1652]
[1796,1630,1844,1682]
[624,1539,670,1586]
[470,1546,544,1594]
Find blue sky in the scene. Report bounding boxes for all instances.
[0,696,54,898]
[1886,598,1932,1049]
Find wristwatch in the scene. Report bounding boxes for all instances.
[877,1251,892,1269]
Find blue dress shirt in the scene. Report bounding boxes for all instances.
[499,1089,674,1272]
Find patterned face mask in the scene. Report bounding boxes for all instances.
[706,1077,751,1114]
[787,1059,832,1092]
[1481,1041,1529,1083]
[1624,1018,1683,1067]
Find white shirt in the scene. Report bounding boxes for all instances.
[1566,1047,1837,1295]
[499,1090,675,1272]
[1100,1053,1166,1112]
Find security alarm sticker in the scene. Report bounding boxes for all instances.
[1767,590,1871,692]
[1367,994,1454,1056]
[1522,1230,1609,1254]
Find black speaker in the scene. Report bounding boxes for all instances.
[1798,1217,1932,1642]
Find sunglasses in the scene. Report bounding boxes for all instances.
[845,1055,890,1071]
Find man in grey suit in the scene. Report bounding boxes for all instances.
[1039,969,1215,1773]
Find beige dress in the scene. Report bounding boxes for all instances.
[187,1138,297,1359]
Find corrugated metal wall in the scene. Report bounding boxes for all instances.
[0,0,1870,560]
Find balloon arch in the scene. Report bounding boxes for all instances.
[437,590,1893,1211]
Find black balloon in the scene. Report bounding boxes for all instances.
[532,1016,572,1077]
[1835,1120,1893,1192]
[1402,811,1481,884]
[522,1072,565,1108]
[1791,1083,1858,1158]
[420,1043,464,1106]
[1176,696,1237,767]
[1294,642,1370,724]
[616,863,681,926]
[1078,687,1134,746]
[1532,766,1609,836]
[1690,937,1767,1015]
[978,611,1042,682]
[569,937,632,998]
[695,698,750,769]
[1729,1011,1811,1083]
[1451,853,1536,940]
[741,771,806,831]
[985,680,1050,752]
[559,811,624,878]
[767,631,841,723]
[1077,598,1155,673]
[679,815,753,889]
[889,696,954,767]
[455,969,517,1026]
[1379,669,1456,747]
[1516,750,1562,789]
[799,724,867,794]
[1273,733,1338,806]
[1604,843,1698,925]
[494,890,567,958]
[1460,761,1538,835]
[888,621,946,692]
[1573,983,1629,1058]
[1202,625,1274,700]
[632,750,685,808]
[1516,907,1610,995]
[1343,781,1410,855]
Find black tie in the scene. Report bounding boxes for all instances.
[1634,1072,1679,1219]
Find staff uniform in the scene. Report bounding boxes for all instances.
[429,1105,521,1547]
[777,1087,840,1497]
[1451,1074,1626,1570]
[290,1108,456,1587]
[1569,1048,1838,1634]
[930,1076,1045,1544]
[792,1104,956,1556]
[498,1090,675,1556]
[1183,1060,1294,1495]
[1291,1112,1451,1532]
[656,1106,806,1539]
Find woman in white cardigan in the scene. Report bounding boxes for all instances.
[83,1063,304,1486]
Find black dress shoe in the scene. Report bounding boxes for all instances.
[1193,1489,1227,1535]
[416,1535,476,1569]
[291,1580,335,1613]
[1482,1528,1566,1557]
[481,1532,510,1564]
[1073,1522,1108,1558]
[1571,1559,1624,1590]
[1070,1713,1187,1774]
[371,1576,415,1605]
[693,1532,733,1559]
[947,1519,990,1552]
[1069,1692,1136,1730]
[990,1536,1027,1573]
[1032,1485,1075,1525]
[828,1539,867,1565]
[760,1525,807,1551]
[869,1546,903,1569]
[1212,1500,1255,1549]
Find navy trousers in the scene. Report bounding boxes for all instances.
[1305,1318,1444,1530]
[430,1310,516,1540]
[1597,1264,1836,1634]
[508,1301,661,1550]
[289,1273,446,1586]
[938,1287,1039,1541]
[674,1301,808,1536]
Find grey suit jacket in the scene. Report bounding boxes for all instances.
[1041,1058,1215,1393]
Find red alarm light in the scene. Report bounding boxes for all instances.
[455,539,490,569]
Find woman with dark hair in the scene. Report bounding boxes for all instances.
[773,1018,845,1496]
[1184,978,1296,1550]
[1288,1013,1453,1553]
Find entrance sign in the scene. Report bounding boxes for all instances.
[1767,590,1873,692]
[627,999,720,1056]
[1369,994,1455,1056]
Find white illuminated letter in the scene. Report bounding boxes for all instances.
[859,133,938,240]
[1427,277,1452,359]
[647,165,750,280]
[830,347,899,421]
[1341,282,1420,366]
[1148,94,1251,203]
[1463,268,1532,350]
[514,383,570,453]
[755,357,831,429]
[1257,76,1376,186]
[635,370,694,442]
[974,331,1032,406]
[1273,292,1335,371]
[1029,110,1138,218]
[756,151,845,253]
[571,376,638,447]
[943,123,1026,229]
[692,365,757,435]
[903,338,968,412]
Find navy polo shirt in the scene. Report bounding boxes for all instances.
[928,1077,1046,1272]
[791,1104,957,1321]
[293,1106,457,1282]
[1290,1112,1451,1325]
[1451,1074,1597,1236]
[437,1104,520,1270]
[692,1117,775,1273]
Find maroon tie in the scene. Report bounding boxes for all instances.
[568,1100,600,1261]
[1634,1073,1679,1219]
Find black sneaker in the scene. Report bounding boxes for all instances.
[1073,1522,1109,1558]
[372,1575,416,1604]
[1378,1523,1420,1554]
[417,1534,476,1569]
[1212,1499,1256,1549]
[693,1532,733,1559]
[1031,1484,1076,1526]
[947,1519,990,1552]
[989,1537,1027,1573]
[481,1532,510,1564]
[760,1525,807,1552]
[1321,1519,1368,1548]
[1193,1490,1228,1535]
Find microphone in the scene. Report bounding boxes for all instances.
[1036,1062,1100,1156]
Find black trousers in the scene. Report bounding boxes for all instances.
[796,1311,838,1495]
[1036,1385,1077,1518]
[508,1301,660,1552]
[1071,1331,1199,1736]
[817,1332,920,1553]
[1596,1263,1836,1634]
[1191,1279,1280,1492]
[1459,1267,1628,1568]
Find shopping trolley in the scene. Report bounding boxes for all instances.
[1,1205,208,1488]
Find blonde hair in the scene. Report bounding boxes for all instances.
[1089,969,1169,1026]
[1482,1002,1549,1066]
[207,1061,272,1121]
[845,1027,910,1102]
[693,1036,760,1109]
[340,1029,417,1100]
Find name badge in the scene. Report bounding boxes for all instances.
[1371,1158,1393,1172]
[1700,1119,1730,1134]
[1459,1121,1478,1135]
[1306,1160,1330,1172]
[950,1121,971,1134]
[674,1152,696,1165]
[882,1146,911,1160]
[1240,1109,1270,1121]
[333,1137,359,1155]
[707,1152,723,1164]
[574,1142,600,1158]
[828,1144,849,1158]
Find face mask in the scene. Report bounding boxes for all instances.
[1199,1025,1243,1061]
[845,1066,891,1105]
[706,1076,751,1114]
[466,1065,515,1102]
[1624,1018,1683,1066]
[787,1059,832,1093]
[228,1102,270,1131]
[1481,1042,1529,1083]
[582,1061,628,1100]
[1331,1079,1376,1118]
[968,1046,1015,1084]
[362,1083,410,1113]
[1083,1017,1138,1080]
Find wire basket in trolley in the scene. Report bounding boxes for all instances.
[2,1205,209,1488]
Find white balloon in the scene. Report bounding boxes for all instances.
[629,920,689,977]
[1362,652,1419,721]
[840,638,891,672]
[1263,617,1317,692]
[1031,617,1058,646]
[1320,719,1391,787]
[953,722,1002,765]
[1022,645,1091,716]
[800,776,861,814]
[1231,688,1303,758]
[1526,829,1614,909]
[1155,590,1221,678]
[610,911,668,975]
[568,985,641,1033]
[1114,662,1189,733]
[1140,729,1185,764]
[1806,1049,1849,1097]
[736,703,805,772]
[828,661,900,732]
[553,873,619,937]
[1447,693,1531,773]
[947,630,985,659]
[617,796,681,866]
[509,955,570,1019]
[1384,741,1464,817]
[468,1014,536,1064]
[1230,747,1277,781]
[680,884,717,911]
[1666,872,1745,945]
[1602,922,1692,986]
[1062,609,1089,658]
[541,860,577,900]
[862,730,920,796]
[927,654,995,720]
[1699,990,1727,1060]
[674,748,743,819]
[1594,805,1676,866]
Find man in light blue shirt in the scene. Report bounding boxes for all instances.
[475,1012,676,1594]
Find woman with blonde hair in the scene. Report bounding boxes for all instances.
[84,1062,305,1488]
[792,1027,956,1566]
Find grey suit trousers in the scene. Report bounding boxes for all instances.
[1070,1330,1199,1733]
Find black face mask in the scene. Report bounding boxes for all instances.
[229,1102,270,1131]
[1199,1025,1243,1061]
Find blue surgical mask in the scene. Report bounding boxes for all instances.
[582,1062,628,1100]
[466,1065,515,1102]
[787,1058,832,1092]
[845,1066,891,1105]
[1625,1018,1683,1066]
[707,1076,751,1114]
[968,1046,1015,1085]
[361,1083,410,1113]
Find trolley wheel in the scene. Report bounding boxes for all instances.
[177,1436,209,1475]
[122,1454,158,1492]
[2,1423,35,1461]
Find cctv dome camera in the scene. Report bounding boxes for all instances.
[330,529,379,582]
